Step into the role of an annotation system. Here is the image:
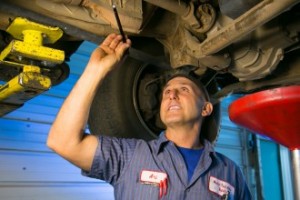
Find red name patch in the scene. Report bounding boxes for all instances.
[140,170,168,198]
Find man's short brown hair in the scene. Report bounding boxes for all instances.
[161,65,210,101]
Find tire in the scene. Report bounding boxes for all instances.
[88,57,164,141]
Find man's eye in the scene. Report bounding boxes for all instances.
[181,87,189,92]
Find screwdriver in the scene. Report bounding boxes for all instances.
[112,4,126,43]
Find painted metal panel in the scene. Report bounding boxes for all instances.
[0,184,114,200]
[0,150,95,182]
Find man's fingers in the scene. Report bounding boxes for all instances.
[115,38,131,58]
[101,34,123,50]
[100,34,127,54]
[101,33,117,47]
[96,33,131,62]
[99,45,114,55]
[109,35,123,49]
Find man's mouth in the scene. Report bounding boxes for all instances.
[168,105,181,111]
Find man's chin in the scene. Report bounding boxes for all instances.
[163,117,184,126]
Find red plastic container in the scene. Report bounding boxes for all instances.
[229,85,300,150]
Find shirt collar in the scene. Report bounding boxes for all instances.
[203,139,215,153]
[154,131,216,155]
[203,140,228,166]
[155,131,169,155]
[154,132,226,167]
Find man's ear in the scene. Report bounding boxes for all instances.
[201,102,213,117]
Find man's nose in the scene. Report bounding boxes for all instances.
[169,89,178,99]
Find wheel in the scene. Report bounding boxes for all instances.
[88,57,165,140]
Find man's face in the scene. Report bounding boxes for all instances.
[160,76,206,127]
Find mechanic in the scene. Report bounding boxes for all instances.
[47,33,252,199]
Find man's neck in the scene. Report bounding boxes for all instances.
[165,124,203,149]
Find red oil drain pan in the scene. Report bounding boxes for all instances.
[229,85,300,150]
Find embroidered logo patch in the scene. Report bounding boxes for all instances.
[140,170,168,198]
[209,176,235,197]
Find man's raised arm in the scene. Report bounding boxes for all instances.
[47,34,131,171]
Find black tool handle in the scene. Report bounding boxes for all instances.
[112,5,126,43]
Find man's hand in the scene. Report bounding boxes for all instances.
[87,33,131,74]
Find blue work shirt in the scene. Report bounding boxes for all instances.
[83,133,252,200]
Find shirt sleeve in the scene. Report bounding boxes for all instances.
[82,135,138,184]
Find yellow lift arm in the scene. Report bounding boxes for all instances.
[0,17,65,116]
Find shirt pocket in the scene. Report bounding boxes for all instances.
[133,183,160,200]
